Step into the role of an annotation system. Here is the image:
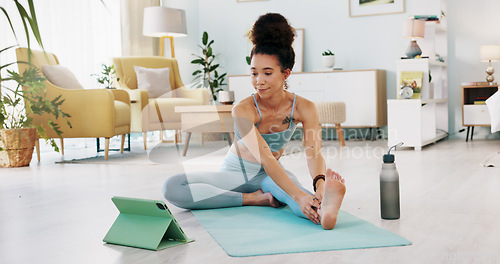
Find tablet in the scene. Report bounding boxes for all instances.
[103,196,194,250]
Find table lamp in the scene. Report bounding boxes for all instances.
[404,19,425,58]
[143,6,187,58]
[480,45,500,84]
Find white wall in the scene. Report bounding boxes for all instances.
[448,0,500,139]
[165,0,500,139]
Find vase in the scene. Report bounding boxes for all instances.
[322,55,336,68]
[0,128,37,168]
[218,91,235,105]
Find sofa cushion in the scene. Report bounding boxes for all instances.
[134,66,172,98]
[486,91,500,133]
[42,64,84,89]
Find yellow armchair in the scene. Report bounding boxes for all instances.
[113,56,210,149]
[16,48,131,160]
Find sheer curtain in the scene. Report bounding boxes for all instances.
[1,0,122,89]
[0,0,122,150]
[121,0,159,56]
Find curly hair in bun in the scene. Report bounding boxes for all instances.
[250,13,295,72]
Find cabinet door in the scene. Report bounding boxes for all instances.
[287,73,325,101]
[324,71,377,127]
[387,100,422,148]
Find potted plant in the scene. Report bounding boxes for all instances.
[1,1,70,167]
[92,63,120,89]
[0,47,71,167]
[322,49,336,69]
[191,31,227,102]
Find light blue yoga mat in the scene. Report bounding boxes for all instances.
[192,206,411,257]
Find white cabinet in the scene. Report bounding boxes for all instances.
[389,59,448,150]
[228,69,387,128]
[388,99,448,150]
[461,85,499,141]
[388,6,449,150]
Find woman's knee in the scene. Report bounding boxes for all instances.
[162,173,191,207]
[260,176,277,194]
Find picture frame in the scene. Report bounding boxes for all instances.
[292,28,304,72]
[349,0,405,17]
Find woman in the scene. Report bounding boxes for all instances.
[163,13,346,229]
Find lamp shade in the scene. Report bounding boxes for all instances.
[404,19,425,39]
[480,45,500,62]
[143,7,187,37]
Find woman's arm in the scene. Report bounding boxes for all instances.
[300,100,327,199]
[232,102,321,223]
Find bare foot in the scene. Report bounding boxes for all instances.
[318,169,346,230]
[242,190,280,208]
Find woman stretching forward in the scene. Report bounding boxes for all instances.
[163,13,345,229]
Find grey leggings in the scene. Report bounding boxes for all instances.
[162,151,312,218]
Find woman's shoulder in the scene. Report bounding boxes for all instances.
[232,96,257,116]
[292,93,316,110]
[291,93,318,123]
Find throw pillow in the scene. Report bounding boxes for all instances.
[42,64,84,89]
[486,91,500,133]
[134,66,172,98]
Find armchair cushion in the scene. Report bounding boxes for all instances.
[134,66,172,98]
[114,101,131,127]
[42,64,84,90]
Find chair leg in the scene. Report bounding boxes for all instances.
[336,124,345,147]
[105,138,110,160]
[60,138,64,155]
[120,134,125,153]
[143,132,148,150]
[175,130,182,144]
[35,139,40,161]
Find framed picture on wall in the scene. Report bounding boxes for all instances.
[293,28,304,72]
[349,0,405,17]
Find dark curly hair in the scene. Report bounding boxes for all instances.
[250,13,295,72]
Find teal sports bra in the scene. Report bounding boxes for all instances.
[234,93,297,152]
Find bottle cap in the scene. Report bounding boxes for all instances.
[384,142,402,163]
[383,154,395,163]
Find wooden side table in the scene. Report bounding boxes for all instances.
[462,84,499,141]
[175,105,234,156]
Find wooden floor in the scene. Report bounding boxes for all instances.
[1,137,499,264]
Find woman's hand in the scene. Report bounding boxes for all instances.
[297,192,321,224]
[314,179,325,203]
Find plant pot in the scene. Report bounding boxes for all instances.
[322,55,336,68]
[0,128,37,168]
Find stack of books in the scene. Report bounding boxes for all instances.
[411,15,440,22]
[474,96,489,105]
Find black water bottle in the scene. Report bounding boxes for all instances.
[380,143,403,220]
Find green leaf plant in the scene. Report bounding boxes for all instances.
[322,49,335,56]
[191,31,227,101]
[91,64,120,89]
[0,0,71,152]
